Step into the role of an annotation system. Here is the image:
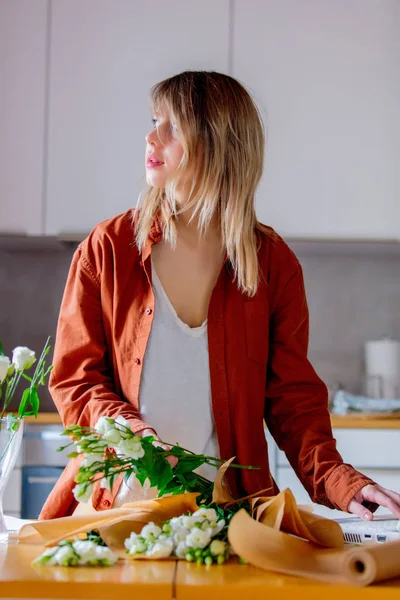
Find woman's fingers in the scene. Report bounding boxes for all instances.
[348,484,400,519]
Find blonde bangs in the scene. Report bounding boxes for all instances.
[135,71,265,296]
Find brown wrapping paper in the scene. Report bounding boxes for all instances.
[18,459,400,585]
[228,509,400,586]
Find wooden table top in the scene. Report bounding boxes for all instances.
[1,541,400,599]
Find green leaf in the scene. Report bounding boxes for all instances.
[17,388,31,418]
[0,340,4,356]
[174,456,204,473]
[67,451,79,458]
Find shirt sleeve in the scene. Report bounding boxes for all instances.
[264,258,376,512]
[49,244,156,435]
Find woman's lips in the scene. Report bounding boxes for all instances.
[146,156,164,168]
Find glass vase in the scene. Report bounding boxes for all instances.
[0,417,24,543]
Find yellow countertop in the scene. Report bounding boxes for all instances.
[20,413,400,429]
[1,541,400,599]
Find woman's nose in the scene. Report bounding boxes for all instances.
[145,129,157,146]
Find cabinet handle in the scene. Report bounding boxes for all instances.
[27,476,59,484]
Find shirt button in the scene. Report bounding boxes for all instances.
[134,357,141,365]
[145,308,152,315]
[102,499,111,508]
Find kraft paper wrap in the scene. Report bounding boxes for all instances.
[19,459,400,586]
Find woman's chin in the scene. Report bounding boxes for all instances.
[145,172,166,189]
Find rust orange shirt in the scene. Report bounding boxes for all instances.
[39,210,374,519]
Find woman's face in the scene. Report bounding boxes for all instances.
[145,112,184,189]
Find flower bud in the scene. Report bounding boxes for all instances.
[12,346,36,371]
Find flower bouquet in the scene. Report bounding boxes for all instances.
[0,337,52,539]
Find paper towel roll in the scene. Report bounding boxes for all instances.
[364,338,400,398]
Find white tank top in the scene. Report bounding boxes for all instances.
[113,261,219,506]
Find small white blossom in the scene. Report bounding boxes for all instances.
[0,356,10,382]
[117,438,145,460]
[146,538,173,558]
[33,546,59,566]
[168,517,181,532]
[209,540,227,557]
[141,522,162,541]
[186,528,212,549]
[73,482,93,503]
[55,545,79,566]
[175,541,189,558]
[94,545,118,565]
[114,415,130,430]
[94,416,115,436]
[103,428,121,445]
[181,515,196,529]
[212,519,225,536]
[173,526,190,544]
[72,540,98,563]
[193,507,218,523]
[81,454,102,468]
[12,346,36,371]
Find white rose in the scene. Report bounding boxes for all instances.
[73,540,98,564]
[210,540,227,557]
[103,428,121,445]
[186,528,211,549]
[73,482,93,503]
[12,346,36,371]
[54,545,79,566]
[175,541,189,559]
[141,522,162,541]
[94,416,115,436]
[0,356,10,382]
[114,415,130,430]
[193,507,217,523]
[94,545,118,565]
[117,438,145,460]
[146,538,173,558]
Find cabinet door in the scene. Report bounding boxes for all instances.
[233,0,398,239]
[45,0,230,236]
[0,0,47,235]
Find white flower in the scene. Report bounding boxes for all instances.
[146,538,173,558]
[193,507,218,523]
[94,416,115,436]
[103,428,121,445]
[117,438,145,460]
[0,356,10,382]
[73,482,93,503]
[33,546,59,566]
[54,545,79,566]
[168,517,182,533]
[100,477,113,492]
[114,415,130,430]
[209,540,227,557]
[73,540,98,563]
[175,541,189,559]
[125,532,147,555]
[173,526,190,544]
[181,515,196,529]
[141,522,162,541]
[186,528,212,549]
[12,346,36,371]
[94,545,118,565]
[81,454,102,467]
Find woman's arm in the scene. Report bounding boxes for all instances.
[264,257,376,512]
[49,244,155,435]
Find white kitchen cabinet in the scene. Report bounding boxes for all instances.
[233,0,399,239]
[45,0,230,236]
[0,0,48,235]
[269,427,400,510]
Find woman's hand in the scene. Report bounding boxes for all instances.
[137,428,178,468]
[348,483,400,520]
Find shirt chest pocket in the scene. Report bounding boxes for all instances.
[244,298,269,366]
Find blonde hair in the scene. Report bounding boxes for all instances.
[135,71,265,296]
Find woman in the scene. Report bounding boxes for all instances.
[40,71,400,520]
